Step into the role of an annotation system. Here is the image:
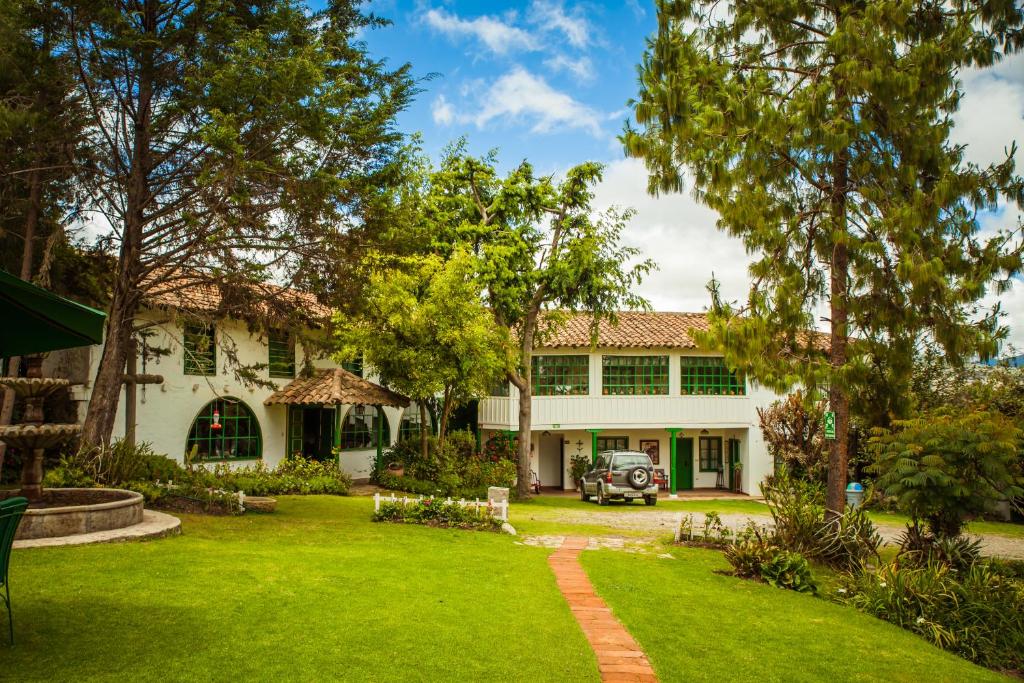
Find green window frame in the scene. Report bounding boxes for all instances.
[186,398,262,462]
[339,405,389,450]
[399,403,431,441]
[183,323,216,376]
[268,330,295,379]
[601,355,669,395]
[597,436,628,451]
[342,354,363,378]
[532,355,589,395]
[699,436,723,472]
[680,357,745,396]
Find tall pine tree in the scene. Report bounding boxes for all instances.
[54,0,413,445]
[625,0,1024,513]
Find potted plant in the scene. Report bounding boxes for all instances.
[386,461,405,478]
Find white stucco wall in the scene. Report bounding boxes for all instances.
[75,310,403,479]
[478,347,787,494]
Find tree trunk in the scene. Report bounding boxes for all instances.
[826,147,850,517]
[81,289,134,446]
[438,385,454,445]
[82,1,153,447]
[418,401,429,461]
[515,375,532,498]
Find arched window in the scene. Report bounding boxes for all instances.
[186,398,262,461]
[339,405,390,450]
[398,403,432,442]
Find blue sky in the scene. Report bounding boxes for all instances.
[342,1,1024,347]
[361,0,652,173]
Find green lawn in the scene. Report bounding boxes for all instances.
[581,546,1006,682]
[6,496,1013,681]
[8,496,598,682]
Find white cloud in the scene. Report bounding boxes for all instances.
[529,0,592,49]
[953,53,1024,169]
[462,66,603,136]
[431,95,454,126]
[543,54,595,81]
[590,157,752,313]
[954,52,1024,349]
[422,7,537,56]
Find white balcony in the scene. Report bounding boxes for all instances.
[478,394,755,431]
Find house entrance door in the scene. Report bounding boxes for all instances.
[289,406,335,461]
[675,436,694,491]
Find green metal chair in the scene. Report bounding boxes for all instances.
[0,496,28,645]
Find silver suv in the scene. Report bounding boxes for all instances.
[579,450,658,506]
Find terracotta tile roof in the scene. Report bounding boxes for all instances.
[539,312,711,349]
[263,368,409,408]
[143,271,332,322]
[539,311,831,352]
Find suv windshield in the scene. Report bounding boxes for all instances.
[611,454,651,470]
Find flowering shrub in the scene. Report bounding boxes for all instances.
[46,450,351,511]
[373,497,502,532]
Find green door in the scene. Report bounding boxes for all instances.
[675,437,694,490]
[728,439,741,491]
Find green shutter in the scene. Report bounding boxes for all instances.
[183,323,216,376]
[268,330,295,378]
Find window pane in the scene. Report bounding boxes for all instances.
[268,330,295,379]
[339,405,390,450]
[186,398,262,462]
[184,323,216,376]
[699,437,723,471]
[680,357,745,396]
[532,355,589,395]
[342,354,363,378]
[601,356,668,395]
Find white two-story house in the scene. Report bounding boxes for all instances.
[478,312,782,495]
[68,278,426,482]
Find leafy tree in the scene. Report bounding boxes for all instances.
[334,249,511,459]
[757,391,828,483]
[869,408,1024,537]
[425,144,653,497]
[0,0,86,476]
[52,0,413,445]
[625,0,1024,513]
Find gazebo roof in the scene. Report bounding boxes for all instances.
[263,368,409,408]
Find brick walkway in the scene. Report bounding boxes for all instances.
[548,537,657,683]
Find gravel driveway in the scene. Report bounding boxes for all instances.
[516,507,1024,560]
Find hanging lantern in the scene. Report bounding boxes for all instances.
[211,408,222,430]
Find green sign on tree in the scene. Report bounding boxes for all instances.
[824,412,836,441]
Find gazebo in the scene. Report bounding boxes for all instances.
[264,368,409,470]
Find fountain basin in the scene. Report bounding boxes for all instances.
[0,376,71,399]
[0,423,81,450]
[1,488,144,540]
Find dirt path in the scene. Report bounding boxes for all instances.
[517,507,1024,560]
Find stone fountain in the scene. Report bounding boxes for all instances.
[0,356,80,502]
[0,356,143,541]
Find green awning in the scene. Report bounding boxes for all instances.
[0,269,106,356]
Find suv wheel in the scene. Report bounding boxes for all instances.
[644,495,657,506]
[597,485,610,506]
[579,481,590,502]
